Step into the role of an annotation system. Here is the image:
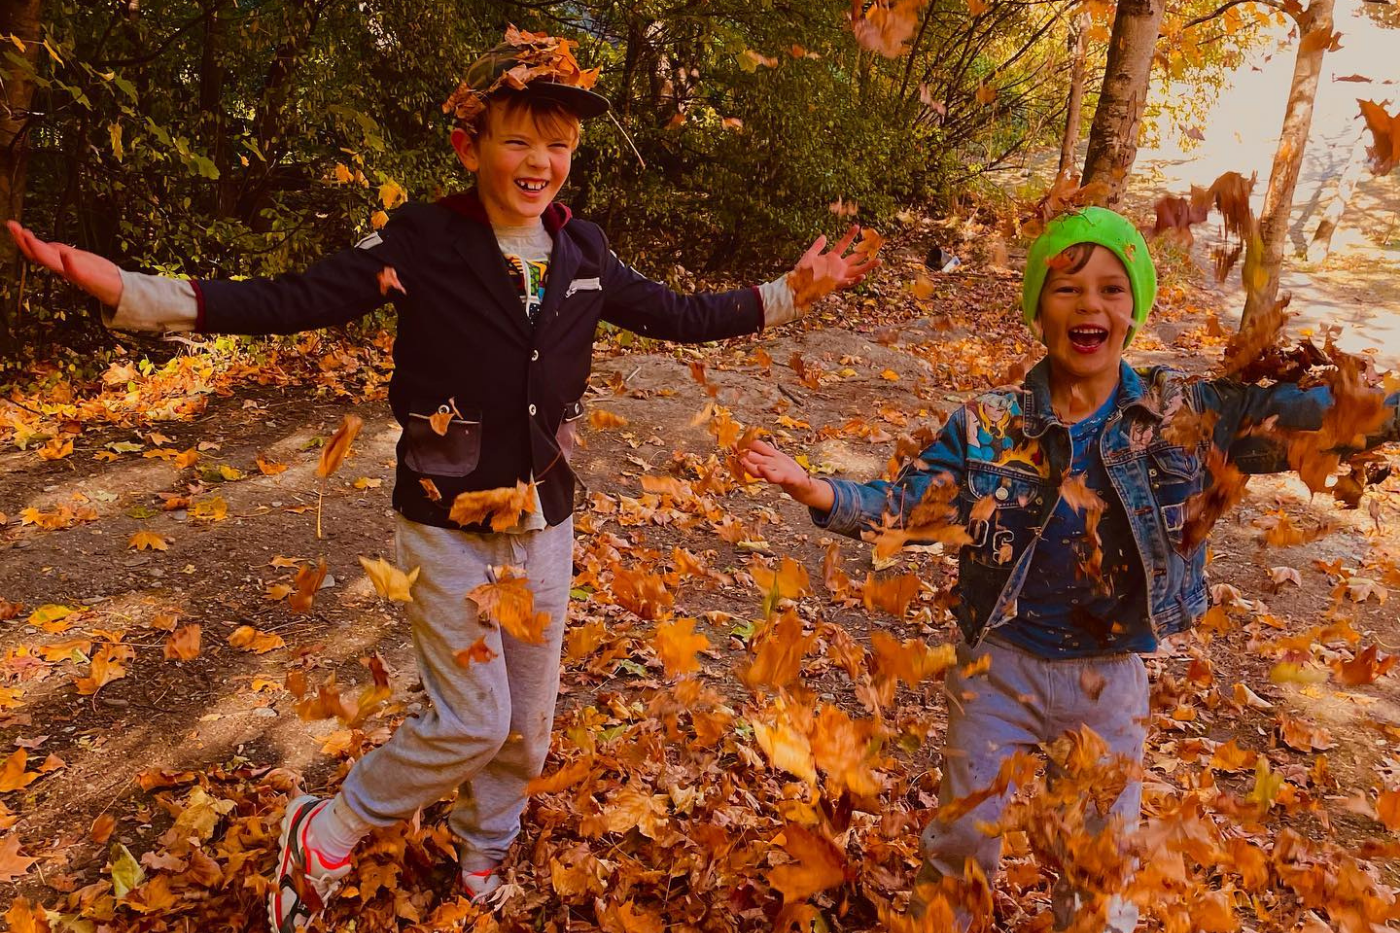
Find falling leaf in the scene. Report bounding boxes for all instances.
[420,477,443,502]
[468,568,549,644]
[455,637,497,666]
[750,556,812,601]
[1358,99,1400,175]
[289,559,328,614]
[767,823,846,902]
[852,0,924,57]
[654,617,709,677]
[1378,787,1400,831]
[316,415,363,478]
[753,718,816,783]
[228,625,286,654]
[163,624,201,660]
[588,409,627,430]
[449,481,536,531]
[358,556,420,602]
[128,530,169,551]
[377,266,406,296]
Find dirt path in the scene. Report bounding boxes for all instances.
[1,226,1398,931]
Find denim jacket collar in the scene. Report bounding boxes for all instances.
[1021,359,1164,439]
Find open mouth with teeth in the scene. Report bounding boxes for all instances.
[1068,324,1110,353]
[515,179,549,193]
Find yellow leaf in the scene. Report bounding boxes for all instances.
[128,530,169,551]
[753,717,816,783]
[587,409,628,430]
[352,476,382,489]
[378,178,406,210]
[879,369,900,381]
[654,618,708,677]
[228,625,285,654]
[189,496,228,522]
[75,644,133,695]
[174,448,200,469]
[358,556,419,602]
[370,210,389,230]
[455,637,497,666]
[27,604,78,631]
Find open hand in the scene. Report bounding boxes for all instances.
[7,221,123,307]
[788,224,882,308]
[739,438,834,511]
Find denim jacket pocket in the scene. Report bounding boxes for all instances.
[1148,445,1203,556]
[404,404,483,477]
[965,467,1045,567]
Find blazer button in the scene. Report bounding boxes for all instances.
[531,350,540,361]
[994,487,1010,501]
[528,404,537,415]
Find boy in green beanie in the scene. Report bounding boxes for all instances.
[741,206,1400,930]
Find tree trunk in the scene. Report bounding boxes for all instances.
[1305,125,1368,263]
[1057,13,1089,181]
[1240,0,1336,327]
[1079,0,1166,205]
[0,0,44,352]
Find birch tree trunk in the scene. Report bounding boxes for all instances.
[1079,0,1166,205]
[1240,0,1337,327]
[0,0,44,351]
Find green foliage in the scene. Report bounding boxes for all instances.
[6,0,1106,351]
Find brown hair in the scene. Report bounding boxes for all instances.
[461,90,581,145]
[1049,242,1098,276]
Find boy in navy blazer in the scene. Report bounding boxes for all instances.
[9,28,878,931]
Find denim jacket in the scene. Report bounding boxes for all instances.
[816,360,1399,646]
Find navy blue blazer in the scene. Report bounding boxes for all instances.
[193,191,765,529]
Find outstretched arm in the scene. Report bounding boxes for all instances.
[600,225,881,342]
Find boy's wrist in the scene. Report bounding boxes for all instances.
[787,474,833,511]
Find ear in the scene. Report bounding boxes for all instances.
[450,128,479,173]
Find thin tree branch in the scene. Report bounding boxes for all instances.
[1182,0,1288,31]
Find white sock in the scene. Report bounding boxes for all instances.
[304,795,372,868]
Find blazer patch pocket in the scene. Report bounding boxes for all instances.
[564,277,602,298]
[404,404,482,477]
[556,399,586,462]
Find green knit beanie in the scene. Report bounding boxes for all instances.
[1021,206,1157,345]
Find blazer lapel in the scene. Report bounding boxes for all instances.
[449,215,532,345]
[535,230,581,338]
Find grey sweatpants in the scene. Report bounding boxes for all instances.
[339,514,572,869]
[913,635,1149,932]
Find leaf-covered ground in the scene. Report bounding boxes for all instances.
[1,215,1398,932]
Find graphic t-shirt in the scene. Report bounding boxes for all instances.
[494,223,554,326]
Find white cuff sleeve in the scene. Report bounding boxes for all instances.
[758,275,800,329]
[107,270,199,334]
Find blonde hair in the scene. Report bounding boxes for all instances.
[463,90,581,145]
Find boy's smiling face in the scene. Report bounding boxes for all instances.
[1035,244,1135,382]
[452,101,579,227]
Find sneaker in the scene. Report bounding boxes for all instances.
[269,795,354,933]
[459,864,503,903]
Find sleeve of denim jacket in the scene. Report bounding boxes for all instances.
[811,407,969,537]
[1198,379,1400,473]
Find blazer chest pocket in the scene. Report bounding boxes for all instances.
[404,404,482,477]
